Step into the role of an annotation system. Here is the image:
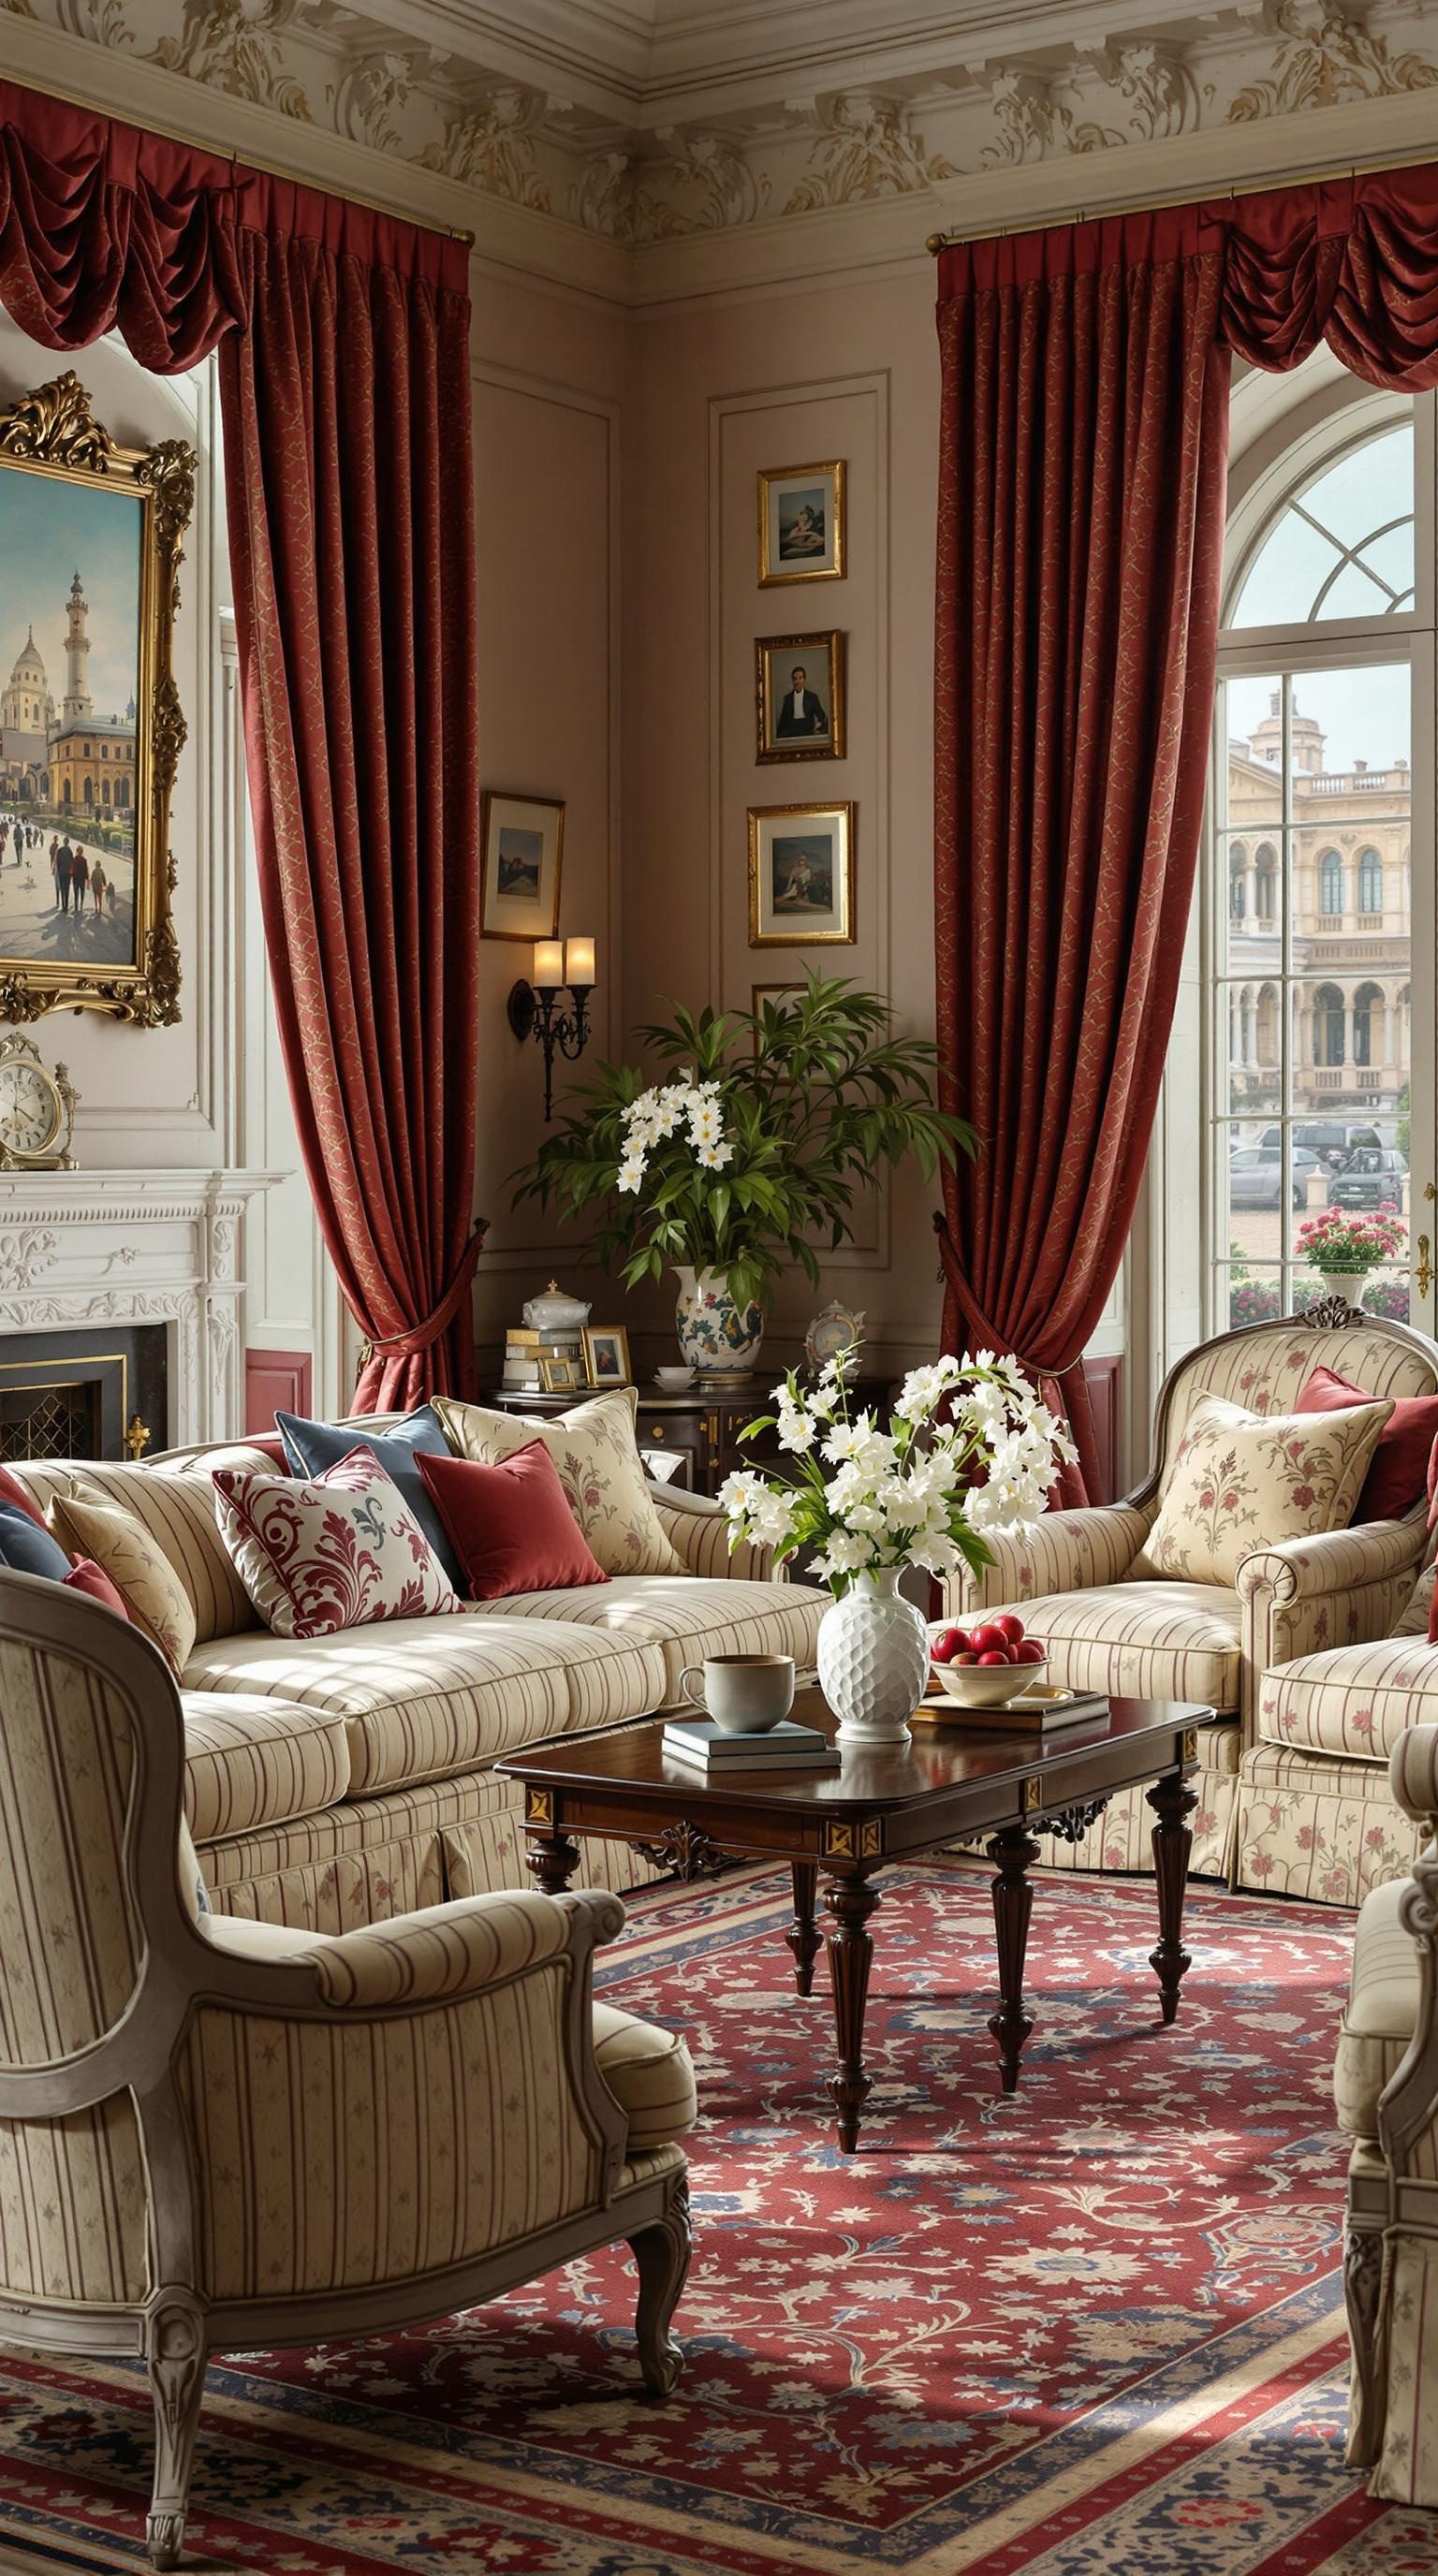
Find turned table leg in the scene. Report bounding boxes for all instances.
[822,1872,882,2153]
[1148,1770,1197,2024]
[987,1822,1041,2094]
[787,1861,821,1996]
[526,1830,581,1897]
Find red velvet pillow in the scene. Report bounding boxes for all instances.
[63,1557,131,1618]
[417,1442,609,1600]
[1297,1364,1438,1523]
[0,1465,46,1528]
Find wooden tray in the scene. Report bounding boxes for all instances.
[912,1683,1111,1733]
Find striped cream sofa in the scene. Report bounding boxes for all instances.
[943,1309,1438,1886]
[2,1434,824,1933]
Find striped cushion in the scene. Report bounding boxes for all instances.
[967,1583,1240,1712]
[179,1615,671,1794]
[1236,1741,1425,1907]
[7,1455,271,1644]
[592,2001,697,2148]
[1258,1638,1438,1763]
[1334,1875,1419,2139]
[461,1574,826,1704]
[181,1691,351,1843]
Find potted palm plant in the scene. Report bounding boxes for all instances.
[511,973,976,1376]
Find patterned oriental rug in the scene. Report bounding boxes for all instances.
[0,1866,1431,2576]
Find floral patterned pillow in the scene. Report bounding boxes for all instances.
[213,1448,459,1640]
[433,1389,683,1578]
[46,1486,198,1677]
[1132,1392,1394,1588]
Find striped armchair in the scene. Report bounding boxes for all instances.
[0,1571,695,2570]
[944,1307,1438,1884]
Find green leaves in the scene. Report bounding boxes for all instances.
[508,968,980,1297]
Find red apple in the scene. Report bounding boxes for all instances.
[995,1613,1027,1644]
[930,1627,968,1663]
[976,1649,1011,1667]
[1014,1639,1046,1665]
[954,1650,979,1665]
[970,1623,1009,1657]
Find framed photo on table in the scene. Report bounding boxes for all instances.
[540,1355,581,1394]
[748,803,855,946]
[757,461,844,586]
[480,790,564,942]
[0,371,194,1026]
[756,631,844,762]
[582,1325,632,1388]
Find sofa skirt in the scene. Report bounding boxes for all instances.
[1234,1741,1429,1906]
[198,1766,663,1929]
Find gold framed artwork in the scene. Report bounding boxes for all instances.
[757,461,845,586]
[539,1354,581,1394]
[480,790,565,942]
[756,631,844,763]
[0,372,194,1027]
[582,1325,632,1388]
[749,803,855,947]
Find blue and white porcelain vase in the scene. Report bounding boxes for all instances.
[674,1265,765,1377]
[817,1569,928,1748]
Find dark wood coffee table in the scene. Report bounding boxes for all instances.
[500,1690,1205,2153]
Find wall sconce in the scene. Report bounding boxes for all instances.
[507,937,595,1120]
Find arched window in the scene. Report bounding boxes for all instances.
[1313,983,1346,1066]
[1229,846,1248,919]
[1357,847,1383,915]
[1319,850,1344,915]
[1255,983,1279,1062]
[1353,983,1383,1067]
[1230,420,1416,625]
[1255,844,1277,919]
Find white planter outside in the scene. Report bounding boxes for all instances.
[1313,1269,1368,1310]
[816,1568,929,1748]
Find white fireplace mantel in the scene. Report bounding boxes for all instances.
[0,1168,285,1448]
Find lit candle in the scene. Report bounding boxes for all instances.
[565,935,596,988]
[533,939,564,988]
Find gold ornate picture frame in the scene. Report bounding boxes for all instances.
[757,461,845,585]
[0,373,194,1026]
[756,630,845,763]
[748,801,856,946]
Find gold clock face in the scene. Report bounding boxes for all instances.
[0,1059,61,1160]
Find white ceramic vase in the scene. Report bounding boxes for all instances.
[673,1264,766,1376]
[1315,1269,1366,1310]
[816,1568,929,1749]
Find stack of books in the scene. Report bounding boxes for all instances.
[662,1716,840,1773]
[502,1325,584,1392]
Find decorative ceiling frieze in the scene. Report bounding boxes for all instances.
[5,0,1438,269]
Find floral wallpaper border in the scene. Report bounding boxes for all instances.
[7,0,1438,244]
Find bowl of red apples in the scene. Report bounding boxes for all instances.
[927,1615,1047,1709]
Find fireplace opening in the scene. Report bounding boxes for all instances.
[0,1326,169,1463]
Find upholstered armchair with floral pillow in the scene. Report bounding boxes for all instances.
[943,1310,1438,1882]
[0,1570,695,2571]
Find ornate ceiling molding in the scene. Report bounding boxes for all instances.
[5,0,1438,300]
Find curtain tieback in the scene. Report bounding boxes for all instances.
[358,1219,489,1366]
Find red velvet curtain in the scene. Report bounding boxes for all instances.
[934,167,1438,1502]
[0,86,482,1410]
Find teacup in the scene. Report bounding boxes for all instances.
[655,1366,696,1389]
[678,1652,796,1734]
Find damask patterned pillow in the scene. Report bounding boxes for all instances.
[45,1486,198,1676]
[433,1389,684,1578]
[1131,1392,1394,1588]
[212,1448,459,1641]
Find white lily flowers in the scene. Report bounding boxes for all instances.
[719,1347,1078,1599]
[617,1076,732,1193]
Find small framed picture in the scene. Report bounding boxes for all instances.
[758,461,845,586]
[756,632,844,763]
[540,1355,580,1394]
[582,1325,632,1388]
[750,982,803,1054]
[749,803,855,946]
[481,790,564,942]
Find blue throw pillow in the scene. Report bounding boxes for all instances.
[0,1495,72,1582]
[275,1405,463,1592]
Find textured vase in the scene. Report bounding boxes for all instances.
[816,1569,929,1749]
[673,1265,766,1376]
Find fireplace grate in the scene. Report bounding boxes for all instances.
[0,1382,101,1462]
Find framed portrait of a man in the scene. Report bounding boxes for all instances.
[480,790,565,941]
[748,803,855,946]
[757,461,845,586]
[0,372,193,1025]
[756,631,844,763]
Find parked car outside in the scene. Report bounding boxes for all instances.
[1230,1144,1319,1212]
[1257,1121,1388,1173]
[1327,1148,1410,1211]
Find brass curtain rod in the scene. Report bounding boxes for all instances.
[0,64,476,247]
[925,142,1438,253]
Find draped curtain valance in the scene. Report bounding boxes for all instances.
[933,159,1438,1501]
[0,81,483,1411]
